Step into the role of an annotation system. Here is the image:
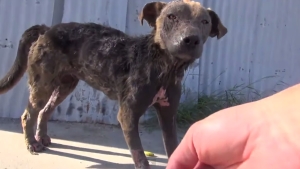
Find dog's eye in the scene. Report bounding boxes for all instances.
[201,20,209,24]
[167,14,177,20]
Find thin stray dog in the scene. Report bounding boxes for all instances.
[0,0,227,168]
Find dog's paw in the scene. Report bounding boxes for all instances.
[35,135,51,147]
[27,141,46,154]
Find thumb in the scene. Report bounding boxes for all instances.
[166,123,203,169]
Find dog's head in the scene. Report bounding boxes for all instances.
[139,0,227,61]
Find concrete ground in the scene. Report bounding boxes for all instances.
[0,118,184,169]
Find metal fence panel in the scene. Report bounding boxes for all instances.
[199,0,300,100]
[0,0,58,118]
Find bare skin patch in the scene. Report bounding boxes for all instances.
[149,87,170,107]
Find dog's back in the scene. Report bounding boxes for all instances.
[44,22,128,53]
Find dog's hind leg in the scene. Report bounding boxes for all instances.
[21,85,54,154]
[35,75,79,147]
[21,75,78,154]
[33,87,60,147]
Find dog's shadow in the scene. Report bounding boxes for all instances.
[44,143,167,169]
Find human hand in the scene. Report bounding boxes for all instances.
[167,84,300,169]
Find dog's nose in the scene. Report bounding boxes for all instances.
[181,35,200,49]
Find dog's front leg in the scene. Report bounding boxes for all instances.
[117,102,150,169]
[153,83,181,158]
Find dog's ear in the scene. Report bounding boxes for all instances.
[207,8,228,39]
[139,2,167,27]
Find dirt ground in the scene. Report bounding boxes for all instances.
[0,118,185,169]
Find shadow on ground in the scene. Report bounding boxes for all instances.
[0,117,172,168]
[45,144,166,169]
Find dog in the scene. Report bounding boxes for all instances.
[0,0,227,168]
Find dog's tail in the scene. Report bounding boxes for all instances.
[0,25,49,94]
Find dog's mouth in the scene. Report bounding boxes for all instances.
[175,54,192,61]
[171,50,202,62]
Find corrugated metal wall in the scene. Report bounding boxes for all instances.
[200,0,300,100]
[0,0,58,118]
[0,0,299,124]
